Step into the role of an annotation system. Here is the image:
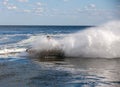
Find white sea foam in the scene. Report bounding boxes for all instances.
[0,48,26,55]
[61,20,120,58]
[30,20,120,58]
[0,21,120,58]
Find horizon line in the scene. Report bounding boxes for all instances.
[0,25,95,27]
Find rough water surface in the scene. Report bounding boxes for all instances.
[0,21,120,87]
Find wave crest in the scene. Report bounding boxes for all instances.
[30,21,120,58]
[61,20,120,58]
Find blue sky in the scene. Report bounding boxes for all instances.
[0,0,119,25]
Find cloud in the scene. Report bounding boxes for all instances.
[34,7,44,14]
[17,0,28,2]
[7,5,17,10]
[89,4,96,8]
[63,0,69,2]
[23,9,31,13]
[2,0,45,15]
[36,2,42,6]
[3,0,9,5]
[2,0,17,10]
[76,5,117,20]
[84,4,96,10]
[6,3,17,10]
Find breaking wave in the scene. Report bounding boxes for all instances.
[62,21,120,58]
[31,20,120,58]
[0,21,120,58]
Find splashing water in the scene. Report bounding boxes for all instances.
[31,21,120,58]
[62,21,120,58]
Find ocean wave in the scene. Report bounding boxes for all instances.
[61,20,120,58]
[30,20,120,58]
[0,21,120,58]
[0,33,67,57]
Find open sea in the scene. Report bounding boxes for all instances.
[0,24,120,87]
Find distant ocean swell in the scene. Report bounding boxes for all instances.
[0,20,120,58]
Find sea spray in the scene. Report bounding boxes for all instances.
[29,21,120,58]
[30,36,60,51]
[61,20,120,58]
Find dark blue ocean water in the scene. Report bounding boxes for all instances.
[0,26,119,87]
[0,26,88,45]
[0,26,88,34]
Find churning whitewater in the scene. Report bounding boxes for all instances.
[30,21,120,58]
[62,21,120,58]
[0,21,120,58]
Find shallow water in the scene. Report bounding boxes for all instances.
[0,57,120,87]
